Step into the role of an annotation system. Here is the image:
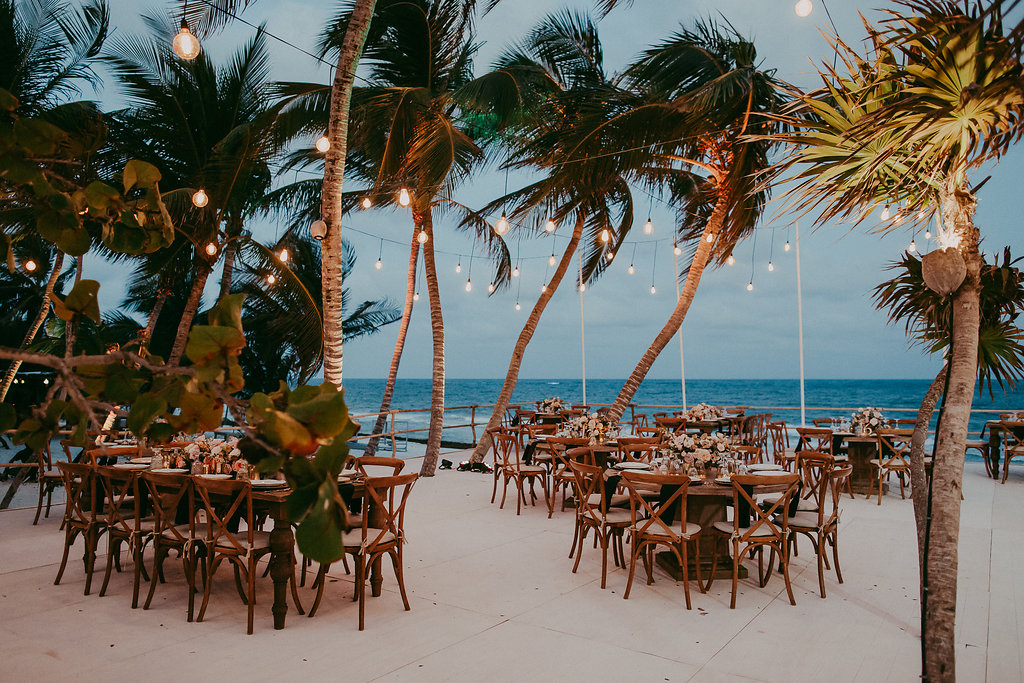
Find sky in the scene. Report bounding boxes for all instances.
[92,0,1024,382]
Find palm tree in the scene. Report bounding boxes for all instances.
[775,3,1024,679]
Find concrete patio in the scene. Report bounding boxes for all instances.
[0,455,1020,682]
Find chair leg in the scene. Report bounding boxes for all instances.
[623,540,639,600]
[781,539,796,606]
[390,548,411,611]
[816,533,827,599]
[357,558,367,631]
[678,542,692,610]
[99,535,119,597]
[34,483,45,525]
[307,562,330,618]
[54,526,75,586]
[831,531,843,584]
[729,539,740,609]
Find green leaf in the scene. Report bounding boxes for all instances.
[292,478,346,564]
[0,88,18,112]
[127,393,166,435]
[63,279,101,324]
[84,181,120,211]
[14,119,66,155]
[207,294,246,333]
[147,422,175,444]
[122,160,161,192]
[185,325,246,364]
[103,367,142,403]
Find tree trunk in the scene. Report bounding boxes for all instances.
[65,256,83,361]
[910,365,947,562]
[365,224,419,457]
[0,251,65,402]
[922,181,981,683]
[319,0,378,386]
[218,239,237,301]
[168,259,214,366]
[140,283,169,350]
[607,190,731,421]
[469,212,586,463]
[417,205,444,477]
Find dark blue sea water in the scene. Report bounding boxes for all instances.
[342,378,1024,445]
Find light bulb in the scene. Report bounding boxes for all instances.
[643,219,653,235]
[880,205,891,221]
[795,0,812,17]
[650,284,656,295]
[267,273,277,285]
[541,284,547,293]
[375,258,383,270]
[515,302,521,311]
[465,278,472,292]
[413,291,419,301]
[192,189,208,208]
[578,283,586,293]
[278,248,289,262]
[512,266,520,278]
[311,219,327,241]
[726,255,736,266]
[925,229,932,239]
[767,261,775,272]
[24,259,37,272]
[600,228,610,243]
[784,241,791,252]
[548,254,557,267]
[918,211,927,221]
[605,251,614,261]
[908,240,917,253]
[487,282,495,293]
[398,188,411,206]
[172,20,201,60]
[673,243,682,256]
[746,281,754,291]
[545,219,556,232]
[705,232,715,243]
[455,262,462,274]
[417,230,428,244]
[205,242,217,256]
[495,213,509,235]
[627,264,635,275]
[315,135,330,153]
[361,197,372,209]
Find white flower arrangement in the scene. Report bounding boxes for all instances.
[182,434,242,463]
[851,406,885,435]
[557,412,619,445]
[539,396,564,413]
[665,431,730,468]
[684,402,724,421]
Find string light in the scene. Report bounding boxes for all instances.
[413,291,419,301]
[880,205,891,221]
[784,240,791,252]
[191,189,208,207]
[541,284,547,293]
[278,248,289,262]
[515,302,521,311]
[908,238,917,253]
[24,259,37,272]
[465,278,472,292]
[644,219,653,235]
[361,197,372,209]
[627,264,635,275]
[548,254,557,267]
[375,258,383,270]
[487,282,495,293]
[315,135,330,153]
[746,281,754,291]
[512,265,520,277]
[925,229,932,239]
[768,260,775,272]
[311,219,327,241]
[726,254,736,266]
[627,243,637,274]
[767,228,775,272]
[545,218,556,232]
[578,283,586,293]
[455,261,462,274]
[600,228,610,243]
[705,232,715,243]
[650,284,656,295]
[795,0,813,17]
[375,239,383,270]
[267,273,277,285]
[417,229,428,244]
[205,242,217,256]
[172,13,201,60]
[673,243,682,256]
[495,213,509,235]
[398,188,411,206]
[465,254,473,291]
[605,251,614,261]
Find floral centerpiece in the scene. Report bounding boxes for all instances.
[175,434,243,473]
[665,431,730,470]
[684,402,724,421]
[539,396,564,413]
[851,406,884,435]
[557,412,619,445]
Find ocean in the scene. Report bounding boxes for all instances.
[341,378,1024,446]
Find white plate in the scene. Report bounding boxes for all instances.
[748,463,783,471]
[757,470,793,477]
[614,462,651,470]
[196,473,231,480]
[689,476,703,483]
[151,468,188,474]
[113,463,148,470]
[129,457,152,464]
[250,479,286,487]
[715,477,734,485]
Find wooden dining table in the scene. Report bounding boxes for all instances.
[828,432,880,495]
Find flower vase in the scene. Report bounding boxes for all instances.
[703,465,720,486]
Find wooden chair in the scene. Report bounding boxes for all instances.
[811,418,834,428]
[795,427,833,454]
[707,472,800,609]
[544,436,590,518]
[141,470,203,622]
[308,472,418,630]
[998,420,1024,484]
[194,477,304,634]
[96,465,152,608]
[871,429,914,503]
[617,443,659,464]
[494,430,549,515]
[351,455,405,477]
[618,471,702,607]
[767,421,791,468]
[568,460,631,589]
[82,445,140,465]
[789,464,852,599]
[35,442,64,525]
[54,462,105,595]
[732,445,762,466]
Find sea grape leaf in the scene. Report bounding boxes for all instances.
[122,159,161,192]
[63,279,101,324]
[127,393,166,436]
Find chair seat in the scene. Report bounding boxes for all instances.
[342,528,396,550]
[40,469,63,480]
[213,529,272,552]
[964,440,988,449]
[788,511,826,529]
[586,508,632,525]
[760,493,817,512]
[160,522,207,541]
[519,465,546,474]
[712,520,776,537]
[588,493,629,508]
[636,522,702,540]
[832,454,849,462]
[870,459,909,469]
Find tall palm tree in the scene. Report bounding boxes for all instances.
[775,3,1024,679]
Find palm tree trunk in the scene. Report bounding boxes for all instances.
[65,256,83,360]
[0,251,65,402]
[416,205,444,477]
[921,182,981,683]
[168,259,214,366]
[469,212,586,463]
[910,365,946,561]
[319,0,378,386]
[365,225,419,457]
[218,239,237,301]
[607,190,730,421]
[140,283,169,350]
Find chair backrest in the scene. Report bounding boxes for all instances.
[616,435,660,447]
[655,416,686,434]
[619,470,691,543]
[140,470,193,545]
[876,428,913,468]
[618,443,659,463]
[998,421,1024,452]
[894,419,917,429]
[193,477,254,553]
[811,418,833,428]
[767,421,789,465]
[360,472,418,550]
[82,445,140,465]
[795,451,834,511]
[796,427,833,454]
[823,464,853,527]
[97,466,142,536]
[352,455,405,476]
[568,459,606,521]
[730,473,800,542]
[492,431,523,470]
[514,408,536,425]
[57,461,98,527]
[732,445,762,465]
[630,414,649,432]
[564,445,596,467]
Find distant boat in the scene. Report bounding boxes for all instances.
[548,381,559,385]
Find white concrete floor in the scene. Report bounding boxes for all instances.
[0,456,1020,682]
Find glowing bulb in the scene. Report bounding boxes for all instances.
[311,219,327,240]
[795,0,812,17]
[726,255,736,266]
[487,282,494,294]
[413,291,419,301]
[267,273,277,285]
[545,219,556,232]
[515,302,521,311]
[908,240,917,253]
[398,188,410,206]
[746,281,754,291]
[673,243,682,256]
[541,284,547,293]
[600,228,610,243]
[627,264,635,275]
[880,205,891,221]
[605,251,614,261]
[767,261,775,272]
[192,189,208,207]
[925,229,932,239]
[315,135,330,153]
[172,20,201,60]
[375,258,383,270]
[465,278,472,292]
[650,284,656,295]
[495,213,509,235]
[643,219,653,235]
[205,242,217,256]
[578,283,586,293]
[417,230,428,244]
[705,232,715,243]
[512,266,520,278]
[278,248,289,262]
[784,241,791,252]
[548,254,557,267]
[361,197,372,209]
[455,262,462,274]
[24,259,37,272]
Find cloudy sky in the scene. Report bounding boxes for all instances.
[95,0,1023,381]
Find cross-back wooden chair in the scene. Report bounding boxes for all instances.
[194,477,304,634]
[82,445,140,465]
[767,421,791,468]
[811,418,834,428]
[54,461,105,595]
[308,472,418,630]
[871,429,914,504]
[141,470,202,622]
[618,471,702,607]
[789,464,852,599]
[95,466,152,608]
[998,420,1024,484]
[568,460,631,589]
[35,441,64,525]
[732,445,763,466]
[494,430,548,515]
[617,443,660,464]
[351,455,405,477]
[707,472,800,609]
[655,416,687,435]
[795,427,833,454]
[545,437,590,517]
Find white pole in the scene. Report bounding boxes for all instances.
[673,246,686,409]
[795,220,806,426]
[578,250,587,405]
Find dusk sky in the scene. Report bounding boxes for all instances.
[95,0,1023,382]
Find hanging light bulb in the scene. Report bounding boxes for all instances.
[495,213,509,235]
[627,264,635,275]
[768,260,775,272]
[746,281,754,291]
[375,258,383,270]
[600,228,610,243]
[795,0,812,17]
[784,240,791,252]
[361,197,372,209]
[191,189,208,208]
[726,254,736,266]
[417,229,428,244]
[311,219,327,241]
[204,242,217,256]
[548,254,557,267]
[705,232,715,243]
[880,205,891,221]
[512,266,520,278]
[578,283,586,293]
[908,239,917,253]
[24,259,37,272]
[398,188,411,206]
[465,278,472,292]
[266,273,277,285]
[172,18,201,60]
[278,248,289,262]
[545,218,556,232]
[541,284,548,293]
[487,282,495,293]
[455,262,462,274]
[605,251,614,261]
[673,243,682,256]
[413,291,419,301]
[643,219,653,235]
[515,302,521,311]
[925,229,932,239]
[650,284,656,295]
[315,135,330,153]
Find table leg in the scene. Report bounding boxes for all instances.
[370,557,383,597]
[269,521,293,630]
[989,427,1001,480]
